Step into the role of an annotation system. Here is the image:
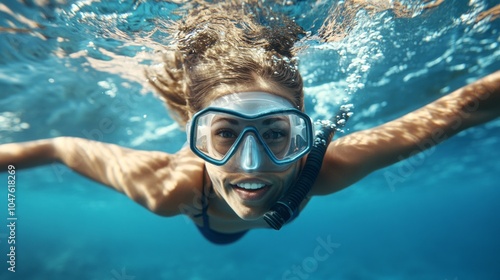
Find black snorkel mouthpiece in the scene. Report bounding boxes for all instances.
[264,112,349,230]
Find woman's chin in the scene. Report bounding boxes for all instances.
[225,185,278,219]
[231,204,267,220]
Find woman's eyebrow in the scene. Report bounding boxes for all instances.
[262,117,288,125]
[212,117,239,125]
[211,116,289,126]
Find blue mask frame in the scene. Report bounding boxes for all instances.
[186,107,314,167]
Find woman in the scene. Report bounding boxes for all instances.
[1,3,499,245]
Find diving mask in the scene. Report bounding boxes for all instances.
[186,92,314,172]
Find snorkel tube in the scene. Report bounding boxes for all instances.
[264,111,350,230]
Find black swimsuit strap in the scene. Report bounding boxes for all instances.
[193,169,211,228]
[201,178,211,228]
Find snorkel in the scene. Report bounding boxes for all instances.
[264,110,351,230]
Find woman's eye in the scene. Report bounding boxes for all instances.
[216,130,236,138]
[263,130,285,140]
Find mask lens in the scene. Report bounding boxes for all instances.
[210,115,240,158]
[259,116,291,159]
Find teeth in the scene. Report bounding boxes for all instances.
[236,183,266,190]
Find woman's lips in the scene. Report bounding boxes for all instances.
[236,182,266,190]
[231,183,271,201]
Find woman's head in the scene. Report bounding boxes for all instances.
[146,3,305,126]
[146,3,307,219]
[190,92,312,220]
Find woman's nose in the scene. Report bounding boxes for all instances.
[240,134,261,172]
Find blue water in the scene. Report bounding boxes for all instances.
[1,0,500,279]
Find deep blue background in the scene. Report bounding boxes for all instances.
[0,0,499,279]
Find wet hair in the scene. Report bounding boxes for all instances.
[145,2,305,127]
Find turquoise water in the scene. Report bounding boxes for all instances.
[1,0,500,279]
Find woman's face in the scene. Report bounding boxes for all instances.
[198,83,306,220]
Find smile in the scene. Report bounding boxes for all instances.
[236,182,266,190]
[230,182,272,201]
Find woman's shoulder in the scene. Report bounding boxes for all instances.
[128,146,207,217]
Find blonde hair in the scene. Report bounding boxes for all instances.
[145,3,305,126]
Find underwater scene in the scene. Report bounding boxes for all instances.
[0,0,499,279]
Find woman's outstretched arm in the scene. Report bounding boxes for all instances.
[0,137,204,215]
[313,70,500,195]
[0,139,56,169]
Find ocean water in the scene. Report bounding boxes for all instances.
[1,0,500,279]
